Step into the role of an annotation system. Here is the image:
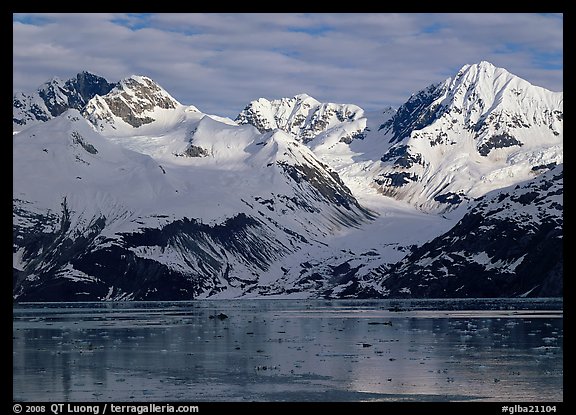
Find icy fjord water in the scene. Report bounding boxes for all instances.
[13,298,562,402]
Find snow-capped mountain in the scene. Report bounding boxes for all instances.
[13,72,116,131]
[238,61,563,213]
[82,75,189,133]
[236,93,366,144]
[13,62,563,301]
[375,164,563,298]
[373,61,563,211]
[13,88,374,301]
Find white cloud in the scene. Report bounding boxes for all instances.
[13,13,563,118]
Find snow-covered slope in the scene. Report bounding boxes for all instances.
[235,95,399,203]
[13,106,374,301]
[260,163,562,300]
[375,164,563,298]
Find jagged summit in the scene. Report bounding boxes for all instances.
[82,75,184,132]
[458,60,506,76]
[454,60,548,90]
[236,93,364,144]
[380,61,562,145]
[370,60,563,211]
[13,71,116,130]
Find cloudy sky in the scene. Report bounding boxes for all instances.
[13,13,563,118]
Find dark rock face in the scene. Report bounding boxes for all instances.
[376,166,563,298]
[339,129,365,144]
[378,83,446,143]
[180,144,209,157]
[380,145,423,168]
[277,156,373,219]
[531,162,557,172]
[121,78,177,110]
[478,132,524,156]
[65,72,117,112]
[37,73,113,117]
[105,97,155,127]
[433,192,466,205]
[235,104,272,134]
[12,98,51,124]
[13,208,289,302]
[13,198,108,301]
[83,76,179,129]
[71,131,98,154]
[13,72,116,127]
[374,172,419,187]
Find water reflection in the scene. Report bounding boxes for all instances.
[13,299,562,402]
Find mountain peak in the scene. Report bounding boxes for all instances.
[463,60,496,71]
[44,76,65,86]
[452,61,534,93]
[477,59,495,68]
[374,60,563,211]
[116,75,179,107]
[457,61,501,75]
[82,75,181,131]
[293,93,317,102]
[13,72,116,130]
[236,94,363,144]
